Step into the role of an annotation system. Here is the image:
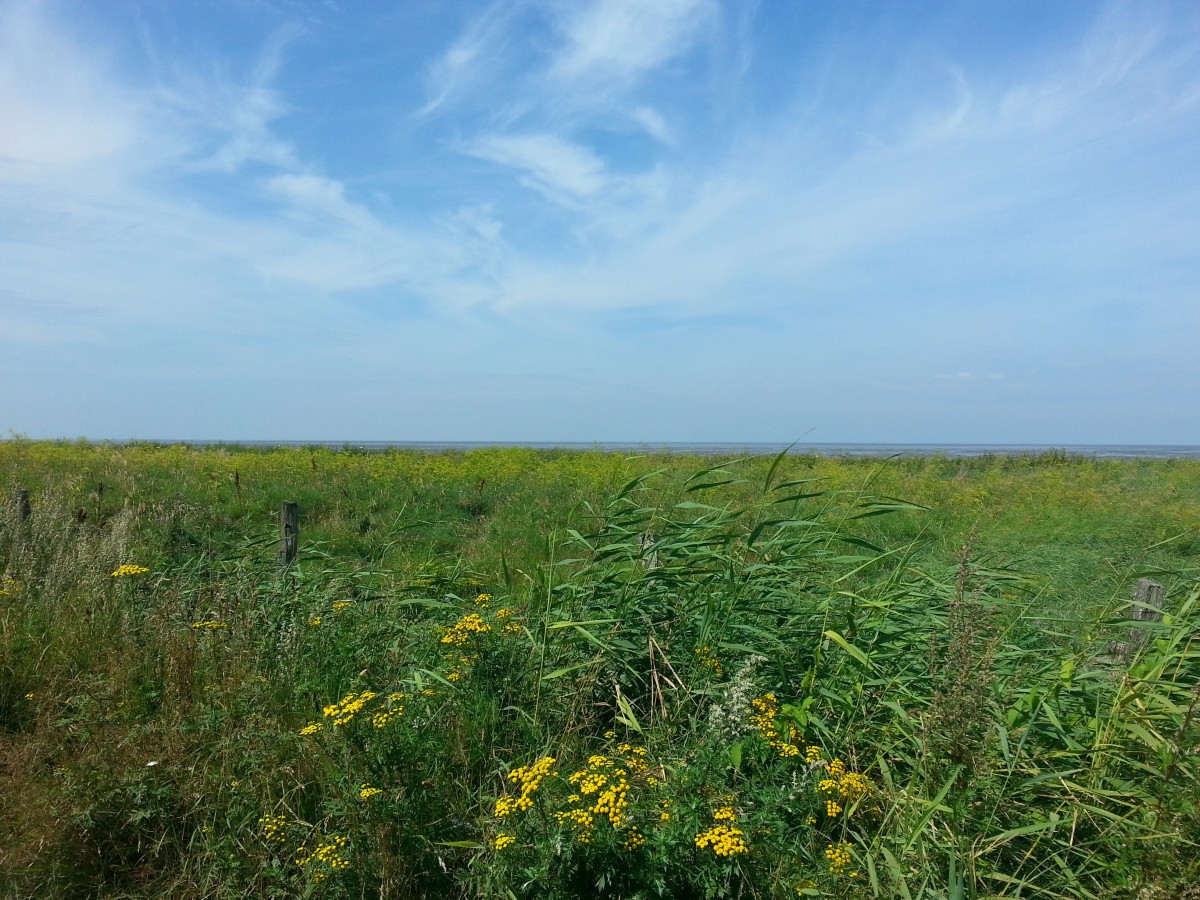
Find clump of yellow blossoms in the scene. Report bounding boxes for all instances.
[258,813,290,843]
[299,721,323,735]
[441,613,491,646]
[474,593,493,608]
[0,578,21,596]
[111,564,149,577]
[359,784,382,800]
[496,756,557,816]
[824,840,853,875]
[545,744,658,845]
[816,759,871,817]
[307,616,322,627]
[694,645,724,676]
[331,600,353,612]
[323,691,378,727]
[492,833,515,850]
[190,619,228,630]
[296,835,350,882]
[748,693,803,758]
[694,824,750,857]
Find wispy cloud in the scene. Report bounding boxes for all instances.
[547,0,717,87]
[466,133,608,200]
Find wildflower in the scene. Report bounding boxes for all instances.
[359,784,382,800]
[825,800,843,817]
[623,827,645,851]
[825,840,853,875]
[713,805,738,822]
[370,707,403,728]
[322,690,378,726]
[694,824,749,857]
[502,756,557,814]
[307,616,322,627]
[474,593,493,608]
[440,613,491,646]
[492,833,515,850]
[694,645,724,676]
[748,693,802,757]
[258,813,289,843]
[111,564,150,577]
[299,722,323,735]
[331,600,352,612]
[190,620,228,630]
[24,692,34,701]
[296,834,350,880]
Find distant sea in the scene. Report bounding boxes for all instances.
[151,441,1200,459]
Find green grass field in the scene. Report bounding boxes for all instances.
[2,440,1198,898]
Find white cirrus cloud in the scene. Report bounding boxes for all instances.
[548,0,717,86]
[466,133,609,199]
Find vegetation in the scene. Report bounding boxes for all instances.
[1,440,1198,899]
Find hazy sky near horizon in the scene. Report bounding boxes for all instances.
[2,0,1199,444]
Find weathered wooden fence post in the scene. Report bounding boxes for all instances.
[16,488,31,523]
[278,501,299,568]
[639,531,660,570]
[1130,577,1164,649]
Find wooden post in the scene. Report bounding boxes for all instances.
[639,532,660,570]
[16,488,31,523]
[278,501,299,568]
[1130,578,1164,648]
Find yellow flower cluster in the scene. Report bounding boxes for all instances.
[816,759,871,817]
[359,784,382,800]
[296,835,350,882]
[258,813,289,843]
[694,645,724,676]
[368,692,406,728]
[694,824,750,857]
[623,826,645,851]
[492,832,515,850]
[502,756,557,813]
[474,593,493,608]
[190,620,228,629]
[556,752,637,840]
[111,564,150,577]
[299,721,323,735]
[331,600,353,612]
[0,577,21,596]
[323,690,378,727]
[712,805,737,822]
[615,743,649,771]
[307,616,322,627]
[824,840,853,875]
[496,608,523,636]
[748,693,802,758]
[441,612,491,645]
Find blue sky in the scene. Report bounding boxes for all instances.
[2,0,1198,443]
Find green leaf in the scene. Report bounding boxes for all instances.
[823,630,872,669]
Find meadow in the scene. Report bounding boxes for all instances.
[1,440,1198,899]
